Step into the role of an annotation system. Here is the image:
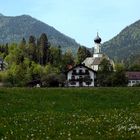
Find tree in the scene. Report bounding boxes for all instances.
[39,33,49,65]
[22,37,26,44]
[97,58,113,86]
[4,43,25,65]
[27,35,37,62]
[61,49,75,72]
[111,63,128,86]
[19,38,26,52]
[41,64,60,87]
[129,64,140,71]
[77,46,91,64]
[6,63,29,86]
[43,63,60,75]
[98,58,113,72]
[49,46,62,67]
[0,44,9,58]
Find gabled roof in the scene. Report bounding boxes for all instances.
[67,63,97,73]
[126,72,140,80]
[92,57,102,65]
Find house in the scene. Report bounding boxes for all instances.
[67,64,96,87]
[83,33,114,71]
[0,57,4,71]
[0,57,5,71]
[126,72,140,86]
[0,57,7,71]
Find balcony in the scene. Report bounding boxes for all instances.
[69,78,93,82]
[72,71,90,75]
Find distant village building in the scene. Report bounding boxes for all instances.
[0,57,7,71]
[0,58,4,71]
[126,72,140,86]
[67,64,96,87]
[83,33,114,71]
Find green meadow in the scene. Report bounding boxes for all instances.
[0,88,140,140]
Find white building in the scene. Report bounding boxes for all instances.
[126,72,140,86]
[83,33,114,71]
[0,57,7,71]
[67,64,96,87]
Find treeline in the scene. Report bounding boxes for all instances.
[97,59,128,87]
[0,33,91,87]
[0,33,139,87]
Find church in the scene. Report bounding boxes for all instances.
[83,33,114,71]
[66,33,114,87]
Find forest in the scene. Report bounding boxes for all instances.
[0,33,76,87]
[0,33,139,87]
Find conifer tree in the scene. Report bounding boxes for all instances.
[28,35,37,62]
[39,33,49,65]
[77,46,91,64]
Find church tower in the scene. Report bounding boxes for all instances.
[93,33,103,58]
[82,32,114,71]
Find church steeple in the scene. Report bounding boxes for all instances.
[93,33,103,58]
[94,32,101,44]
[94,33,102,54]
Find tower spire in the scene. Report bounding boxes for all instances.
[94,33,102,54]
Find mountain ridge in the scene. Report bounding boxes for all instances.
[0,14,80,52]
[102,19,140,61]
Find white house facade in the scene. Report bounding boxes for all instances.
[67,64,96,87]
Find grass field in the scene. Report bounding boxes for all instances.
[0,87,140,140]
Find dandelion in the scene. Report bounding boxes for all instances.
[72,114,76,117]
[60,132,63,135]
[68,133,71,136]
[76,126,78,129]
[31,133,34,137]
[10,130,13,135]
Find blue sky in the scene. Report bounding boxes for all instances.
[0,0,140,47]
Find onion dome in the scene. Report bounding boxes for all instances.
[94,33,101,44]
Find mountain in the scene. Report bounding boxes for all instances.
[0,13,4,16]
[102,20,140,62]
[0,14,79,52]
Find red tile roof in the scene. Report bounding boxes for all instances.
[126,72,140,80]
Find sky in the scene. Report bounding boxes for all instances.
[0,0,140,47]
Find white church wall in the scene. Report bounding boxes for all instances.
[93,54,103,58]
[93,65,99,71]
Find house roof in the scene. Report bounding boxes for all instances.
[83,57,94,66]
[92,57,102,65]
[126,72,140,80]
[67,63,97,73]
